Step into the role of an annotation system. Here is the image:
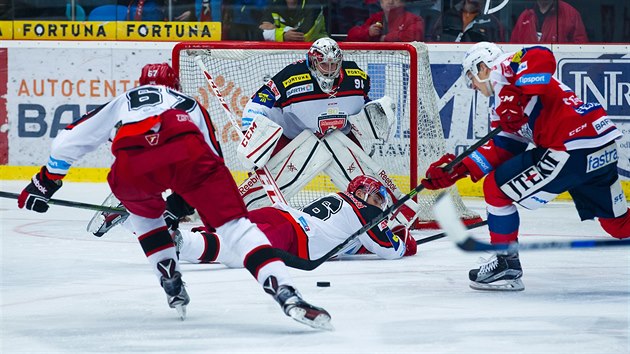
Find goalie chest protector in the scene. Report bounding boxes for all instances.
[251,60,370,139]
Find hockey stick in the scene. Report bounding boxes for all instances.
[192,54,288,205]
[277,127,502,270]
[433,192,630,252]
[0,191,127,214]
[415,219,488,246]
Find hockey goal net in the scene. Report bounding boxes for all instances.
[173,41,480,228]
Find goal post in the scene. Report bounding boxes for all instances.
[172,41,481,228]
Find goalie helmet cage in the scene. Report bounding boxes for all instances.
[172,41,480,228]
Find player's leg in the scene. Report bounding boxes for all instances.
[108,144,189,318]
[564,145,630,239]
[173,133,331,329]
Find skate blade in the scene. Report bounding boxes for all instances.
[174,304,187,321]
[470,278,524,291]
[288,308,334,331]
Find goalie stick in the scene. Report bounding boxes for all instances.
[192,54,287,205]
[276,127,503,270]
[0,191,127,214]
[433,192,630,252]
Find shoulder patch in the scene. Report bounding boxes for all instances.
[345,68,367,80]
[282,73,312,87]
[511,50,524,64]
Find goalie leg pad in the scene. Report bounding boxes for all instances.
[238,130,333,209]
[321,130,421,226]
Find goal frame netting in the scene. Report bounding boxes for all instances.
[172,41,481,228]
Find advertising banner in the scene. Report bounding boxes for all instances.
[2,42,629,182]
[5,42,174,168]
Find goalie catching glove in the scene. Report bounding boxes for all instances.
[420,154,469,190]
[18,166,62,213]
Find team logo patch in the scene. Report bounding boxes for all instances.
[252,88,276,108]
[586,145,618,173]
[286,83,314,97]
[511,50,523,64]
[282,73,311,87]
[318,116,347,135]
[516,73,551,86]
[345,68,367,79]
[145,133,159,146]
[265,79,281,99]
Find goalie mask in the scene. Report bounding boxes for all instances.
[307,38,343,94]
[461,42,503,90]
[347,175,389,211]
[139,63,180,90]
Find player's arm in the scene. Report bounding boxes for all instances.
[18,101,116,212]
[241,78,282,130]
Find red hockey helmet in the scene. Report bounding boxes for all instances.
[347,175,389,210]
[139,63,180,90]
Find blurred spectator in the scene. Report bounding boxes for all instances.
[122,0,165,21]
[431,0,504,42]
[510,0,588,43]
[162,0,196,21]
[346,0,424,42]
[223,0,268,40]
[259,0,328,42]
[196,0,221,21]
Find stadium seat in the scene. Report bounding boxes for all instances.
[88,5,128,21]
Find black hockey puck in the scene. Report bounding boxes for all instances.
[316,281,331,287]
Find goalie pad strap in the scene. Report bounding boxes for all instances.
[239,130,332,209]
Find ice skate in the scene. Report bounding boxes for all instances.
[157,259,190,320]
[263,276,333,331]
[469,252,524,291]
[87,193,128,237]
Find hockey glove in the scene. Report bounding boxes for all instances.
[18,166,62,213]
[420,154,469,190]
[496,85,528,133]
[391,225,417,256]
[163,193,196,230]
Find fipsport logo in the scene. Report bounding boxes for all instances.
[516,73,551,86]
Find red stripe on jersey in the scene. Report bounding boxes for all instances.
[277,210,310,259]
[281,89,366,108]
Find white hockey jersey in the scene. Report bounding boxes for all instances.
[45,85,219,177]
[241,60,370,139]
[276,191,406,260]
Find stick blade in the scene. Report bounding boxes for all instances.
[433,193,471,246]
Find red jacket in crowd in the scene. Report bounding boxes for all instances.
[510,0,588,43]
[347,6,424,42]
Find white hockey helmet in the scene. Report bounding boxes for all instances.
[307,37,343,93]
[461,42,503,89]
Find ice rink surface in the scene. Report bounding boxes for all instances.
[1,180,629,354]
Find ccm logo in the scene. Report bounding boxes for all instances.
[240,121,258,148]
[500,95,515,102]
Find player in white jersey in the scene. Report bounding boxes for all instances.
[237,37,419,226]
[175,175,417,266]
[17,63,332,330]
